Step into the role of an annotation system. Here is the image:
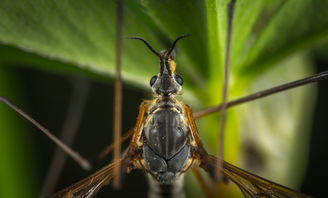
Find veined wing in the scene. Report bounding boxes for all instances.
[48,159,123,198]
[207,155,312,198]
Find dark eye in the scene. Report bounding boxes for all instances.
[175,75,183,86]
[150,75,158,86]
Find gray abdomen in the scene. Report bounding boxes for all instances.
[147,174,185,198]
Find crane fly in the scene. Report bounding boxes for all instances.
[0,0,327,197]
[2,32,325,197]
[44,31,320,197]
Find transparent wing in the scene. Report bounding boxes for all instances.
[48,159,123,198]
[205,155,313,198]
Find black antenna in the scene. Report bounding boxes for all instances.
[128,36,161,58]
[166,34,190,58]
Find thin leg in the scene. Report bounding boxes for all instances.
[0,97,91,170]
[216,0,236,180]
[112,0,125,188]
[192,168,214,198]
[96,129,134,163]
[193,70,328,118]
[39,78,90,197]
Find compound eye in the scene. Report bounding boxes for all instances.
[175,75,183,86]
[150,75,158,86]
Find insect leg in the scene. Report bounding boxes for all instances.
[0,96,91,170]
[216,0,236,180]
[112,0,125,188]
[192,168,214,198]
[39,78,90,197]
[193,70,328,119]
[95,129,134,163]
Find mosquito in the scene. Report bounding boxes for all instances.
[0,0,327,198]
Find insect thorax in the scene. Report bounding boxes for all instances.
[141,97,192,184]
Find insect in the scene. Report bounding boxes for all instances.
[0,0,326,197]
[29,25,325,197]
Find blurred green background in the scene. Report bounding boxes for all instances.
[0,0,327,197]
